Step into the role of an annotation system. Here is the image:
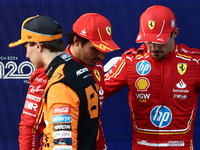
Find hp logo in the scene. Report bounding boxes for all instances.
[150,105,172,128]
[136,60,151,75]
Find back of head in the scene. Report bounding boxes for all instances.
[9,15,64,51]
[136,5,176,44]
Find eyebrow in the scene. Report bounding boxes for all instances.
[91,46,98,51]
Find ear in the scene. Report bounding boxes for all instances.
[73,35,81,47]
[35,41,43,52]
[173,27,179,39]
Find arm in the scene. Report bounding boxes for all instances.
[43,83,80,149]
[19,68,48,150]
[104,55,128,99]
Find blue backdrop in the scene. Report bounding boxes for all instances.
[0,0,200,149]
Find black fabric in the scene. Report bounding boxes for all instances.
[24,15,60,35]
[46,52,99,150]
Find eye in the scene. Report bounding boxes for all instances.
[92,47,99,52]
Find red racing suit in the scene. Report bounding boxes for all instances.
[104,43,200,150]
[19,67,48,150]
[65,45,107,150]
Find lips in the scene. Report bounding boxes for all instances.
[91,58,100,63]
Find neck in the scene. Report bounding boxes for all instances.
[69,44,80,61]
[42,49,65,69]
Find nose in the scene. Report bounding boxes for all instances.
[147,42,155,51]
[26,51,29,59]
[98,51,105,60]
[146,42,161,51]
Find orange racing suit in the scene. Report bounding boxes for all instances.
[19,46,107,150]
[65,45,107,150]
[43,52,99,150]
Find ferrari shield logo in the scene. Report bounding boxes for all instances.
[148,20,155,30]
[106,26,111,36]
[94,69,101,81]
[177,63,187,75]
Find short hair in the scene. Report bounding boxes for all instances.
[66,30,89,47]
[170,27,177,38]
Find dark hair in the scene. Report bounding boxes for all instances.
[170,31,173,38]
[66,30,89,47]
[170,27,177,38]
[28,26,65,52]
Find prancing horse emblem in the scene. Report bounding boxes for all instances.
[148,20,155,30]
[177,63,187,75]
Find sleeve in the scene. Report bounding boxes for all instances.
[19,68,48,150]
[104,54,128,99]
[190,47,200,90]
[96,121,107,150]
[43,83,80,150]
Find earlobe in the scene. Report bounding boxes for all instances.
[173,27,179,38]
[35,41,43,52]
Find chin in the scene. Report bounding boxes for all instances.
[88,63,97,67]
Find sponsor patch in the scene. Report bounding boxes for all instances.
[99,86,104,96]
[137,139,184,147]
[135,77,150,91]
[150,105,172,128]
[76,67,89,76]
[53,106,71,114]
[54,138,72,145]
[53,115,71,124]
[24,101,38,111]
[136,60,151,75]
[22,110,36,117]
[26,94,41,102]
[135,93,150,103]
[176,79,186,88]
[173,94,187,100]
[34,77,47,83]
[53,145,72,150]
[171,20,175,28]
[54,123,72,131]
[106,26,111,36]
[60,53,72,62]
[53,131,71,139]
[94,69,101,82]
[148,20,155,30]
[177,63,187,75]
[30,85,44,93]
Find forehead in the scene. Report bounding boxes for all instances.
[23,42,33,49]
[85,41,98,50]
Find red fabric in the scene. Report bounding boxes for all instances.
[73,13,120,53]
[136,5,176,44]
[19,67,48,150]
[105,43,200,150]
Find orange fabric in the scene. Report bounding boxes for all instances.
[43,83,79,150]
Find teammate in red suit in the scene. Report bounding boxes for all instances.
[104,5,200,150]
[15,13,120,150]
[19,67,48,150]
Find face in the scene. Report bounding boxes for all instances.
[145,28,179,59]
[145,37,175,59]
[78,41,105,66]
[24,42,43,68]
